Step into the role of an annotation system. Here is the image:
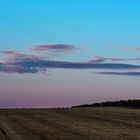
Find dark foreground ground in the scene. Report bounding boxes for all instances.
[0,107,139,140]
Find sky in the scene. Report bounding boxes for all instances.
[0,0,140,108]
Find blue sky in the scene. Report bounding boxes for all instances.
[1,0,140,59]
[0,0,140,107]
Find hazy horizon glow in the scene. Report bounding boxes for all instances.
[0,0,140,107]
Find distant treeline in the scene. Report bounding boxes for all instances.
[72,99,140,108]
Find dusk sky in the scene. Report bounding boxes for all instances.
[0,0,140,108]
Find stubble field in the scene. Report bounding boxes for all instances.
[0,107,139,140]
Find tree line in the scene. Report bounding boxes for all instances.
[72,99,140,108]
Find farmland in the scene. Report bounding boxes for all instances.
[0,107,139,140]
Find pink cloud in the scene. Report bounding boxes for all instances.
[0,50,17,55]
[0,60,8,64]
[0,46,140,75]
[15,53,45,59]
[118,47,140,51]
[31,44,75,51]
[30,44,80,57]
[0,50,47,60]
[88,56,140,63]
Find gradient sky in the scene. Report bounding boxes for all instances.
[0,0,140,108]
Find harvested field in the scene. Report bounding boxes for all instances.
[0,107,139,140]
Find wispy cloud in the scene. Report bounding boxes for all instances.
[0,56,140,74]
[133,48,140,51]
[0,63,39,74]
[0,44,140,75]
[0,50,17,55]
[86,57,105,63]
[31,44,78,57]
[32,44,74,51]
[89,56,140,62]
[0,50,46,60]
[118,47,140,51]
[96,71,140,76]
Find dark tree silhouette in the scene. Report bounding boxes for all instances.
[72,99,140,108]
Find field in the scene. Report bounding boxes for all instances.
[0,107,139,140]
